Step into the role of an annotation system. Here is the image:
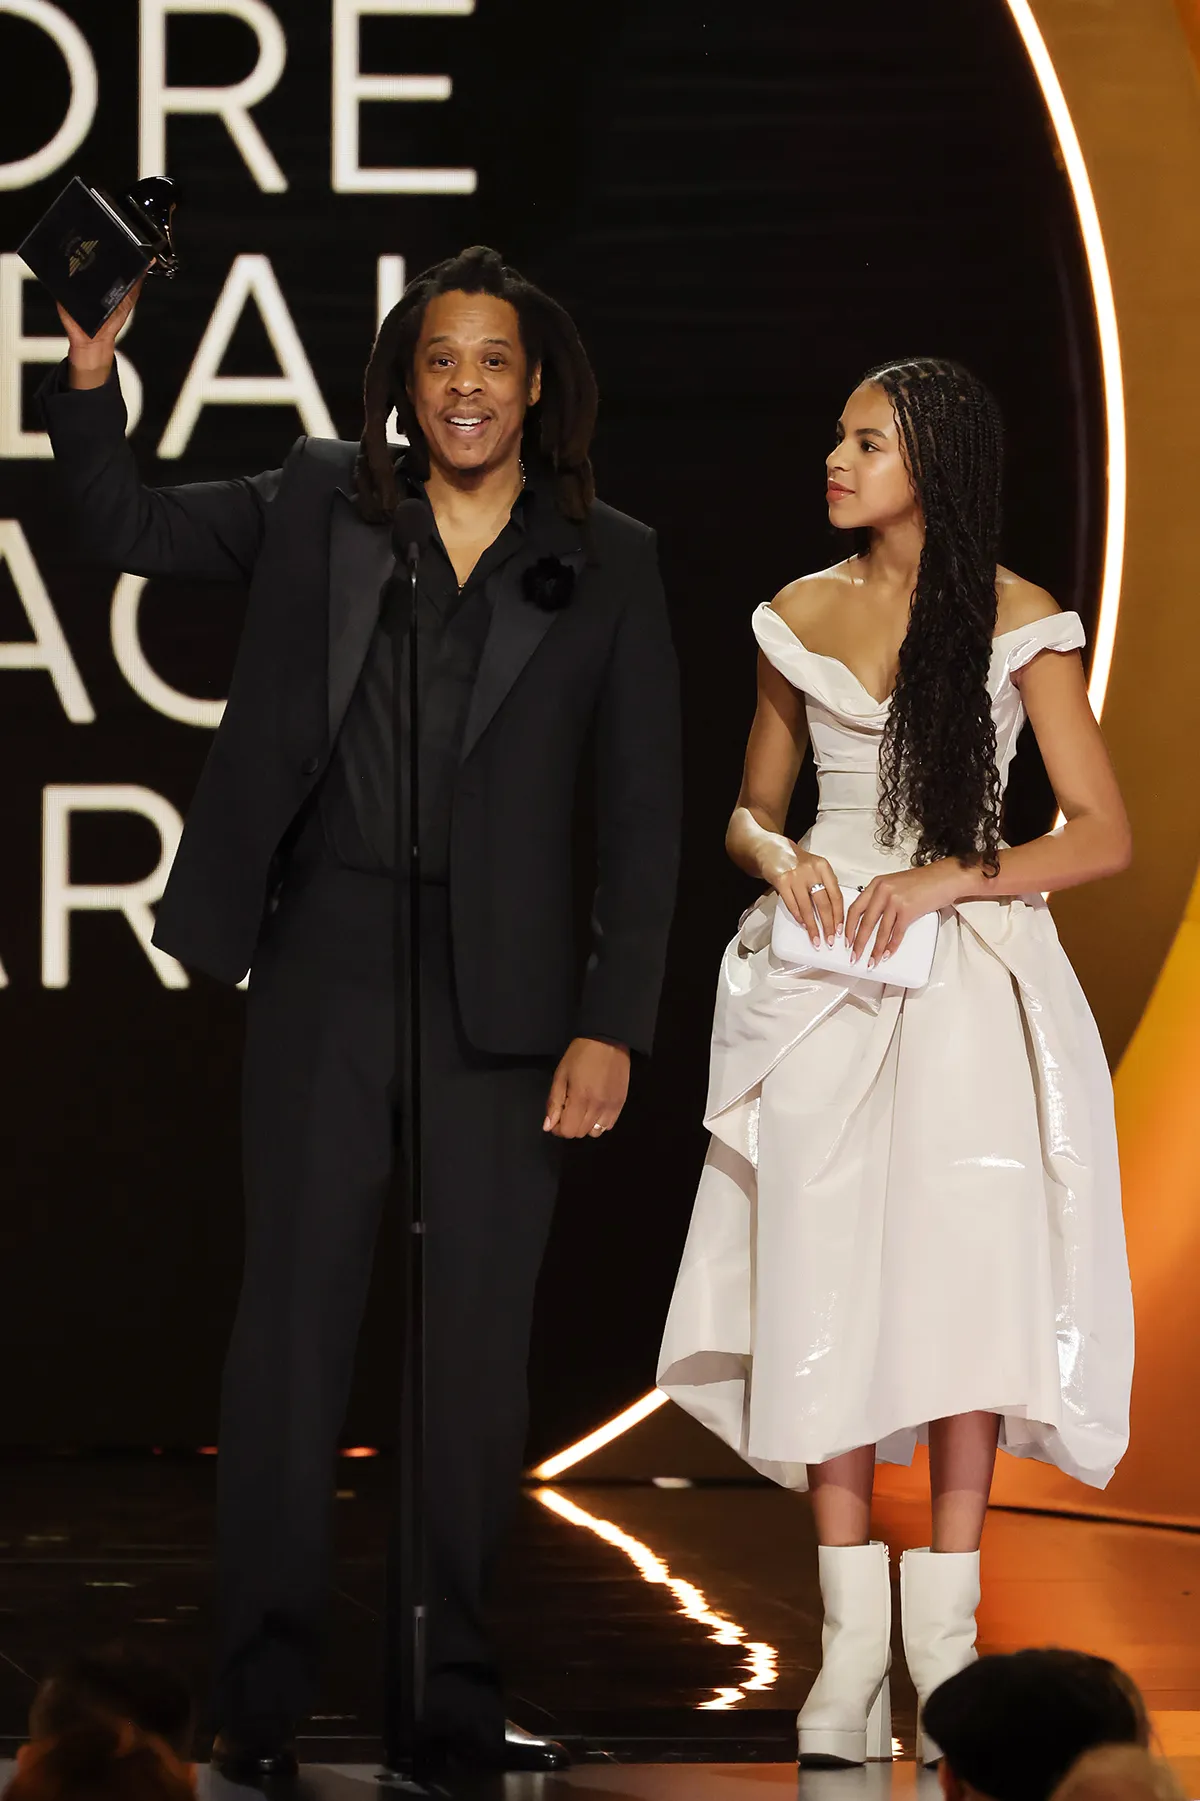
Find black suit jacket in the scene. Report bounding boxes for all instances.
[39,367,682,1057]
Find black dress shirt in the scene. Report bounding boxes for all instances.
[315,473,536,882]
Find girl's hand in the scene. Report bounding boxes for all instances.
[761,836,844,948]
[845,861,964,968]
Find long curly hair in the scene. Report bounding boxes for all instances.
[862,356,1006,872]
[355,244,598,525]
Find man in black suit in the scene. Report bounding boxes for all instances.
[42,245,681,1777]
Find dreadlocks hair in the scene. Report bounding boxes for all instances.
[355,244,598,526]
[861,356,1006,874]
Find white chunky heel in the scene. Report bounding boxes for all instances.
[797,1541,893,1766]
[914,1704,937,1768]
[866,1674,893,1760]
[900,1547,981,1765]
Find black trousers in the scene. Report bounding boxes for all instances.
[213,863,561,1755]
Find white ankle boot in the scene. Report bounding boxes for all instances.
[899,1548,981,1764]
[797,1541,893,1765]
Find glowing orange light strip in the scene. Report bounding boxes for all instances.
[533,1485,778,1710]
[531,1388,669,1479]
[1004,0,1125,718]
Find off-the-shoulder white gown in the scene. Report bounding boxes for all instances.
[658,604,1133,1491]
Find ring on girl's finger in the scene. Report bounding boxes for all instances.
[808,882,826,894]
[590,1123,605,1135]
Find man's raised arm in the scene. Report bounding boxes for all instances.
[39,285,283,584]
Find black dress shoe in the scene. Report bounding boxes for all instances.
[500,1721,570,1771]
[383,1722,569,1780]
[210,1736,299,1785]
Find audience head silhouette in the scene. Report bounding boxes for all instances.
[28,1645,193,1759]
[6,1717,193,1801]
[925,1649,1149,1801]
[1052,1745,1186,1801]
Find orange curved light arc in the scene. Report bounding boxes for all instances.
[1004,0,1126,718]
[531,1390,668,1479]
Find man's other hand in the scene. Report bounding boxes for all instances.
[543,1038,631,1139]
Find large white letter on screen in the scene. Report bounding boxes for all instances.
[157,253,335,458]
[331,0,476,194]
[42,785,188,988]
[376,253,409,446]
[0,520,94,721]
[111,573,225,727]
[0,0,97,191]
[140,0,288,193]
[377,253,406,323]
[0,256,144,458]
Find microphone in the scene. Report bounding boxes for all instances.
[392,497,432,569]
[381,499,430,641]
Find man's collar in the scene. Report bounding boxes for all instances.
[520,466,588,560]
[394,448,585,560]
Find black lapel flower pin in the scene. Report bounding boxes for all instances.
[522,554,577,612]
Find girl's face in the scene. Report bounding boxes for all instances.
[825,382,921,535]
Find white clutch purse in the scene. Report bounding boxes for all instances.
[769,886,940,990]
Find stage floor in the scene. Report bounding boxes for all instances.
[0,1454,1197,1789]
[0,1762,947,1800]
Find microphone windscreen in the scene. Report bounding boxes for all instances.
[391,497,433,563]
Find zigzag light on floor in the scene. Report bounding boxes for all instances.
[532,1485,778,1710]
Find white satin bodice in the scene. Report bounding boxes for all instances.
[752,602,1086,882]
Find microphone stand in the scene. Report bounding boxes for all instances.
[381,500,432,1792]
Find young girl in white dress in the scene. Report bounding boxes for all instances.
[658,358,1134,1767]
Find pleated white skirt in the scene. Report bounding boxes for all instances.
[657,887,1133,1491]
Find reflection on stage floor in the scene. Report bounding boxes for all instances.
[0,1453,1196,1791]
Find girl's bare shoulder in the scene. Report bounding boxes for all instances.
[995,565,1061,634]
[770,559,859,634]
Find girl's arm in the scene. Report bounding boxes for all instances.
[726,652,844,946]
[845,645,1131,966]
[959,646,1132,900]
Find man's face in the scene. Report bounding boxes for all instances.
[407,290,542,478]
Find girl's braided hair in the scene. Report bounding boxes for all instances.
[863,356,1006,872]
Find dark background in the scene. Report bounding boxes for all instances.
[0,0,1102,1454]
